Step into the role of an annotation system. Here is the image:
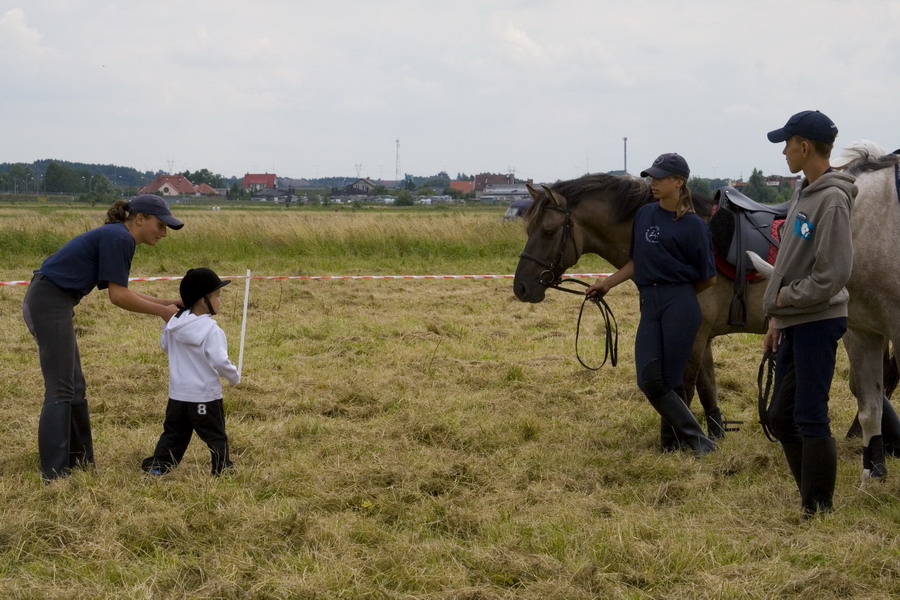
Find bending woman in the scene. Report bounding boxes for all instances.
[587,153,717,456]
[22,194,184,480]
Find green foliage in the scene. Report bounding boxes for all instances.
[43,162,84,193]
[179,168,224,188]
[744,168,776,203]
[395,190,414,206]
[687,177,712,198]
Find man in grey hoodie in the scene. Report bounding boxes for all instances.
[763,110,857,516]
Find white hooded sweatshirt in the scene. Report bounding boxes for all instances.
[161,311,240,402]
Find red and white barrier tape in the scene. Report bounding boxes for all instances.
[1,273,612,287]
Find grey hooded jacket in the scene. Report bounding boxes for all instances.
[763,170,857,329]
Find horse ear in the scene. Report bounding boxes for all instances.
[526,183,541,202]
[541,184,567,208]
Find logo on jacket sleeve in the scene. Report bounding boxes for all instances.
[793,212,814,240]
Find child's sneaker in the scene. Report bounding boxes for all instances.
[148,467,164,476]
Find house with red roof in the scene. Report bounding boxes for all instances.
[140,175,197,197]
[449,180,475,195]
[140,175,220,197]
[474,173,514,192]
[242,173,277,191]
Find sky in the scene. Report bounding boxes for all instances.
[2,0,899,183]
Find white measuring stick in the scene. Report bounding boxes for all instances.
[237,268,251,376]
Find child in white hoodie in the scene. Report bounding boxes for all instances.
[142,268,240,476]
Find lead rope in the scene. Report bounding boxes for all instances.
[547,278,618,370]
[757,349,778,442]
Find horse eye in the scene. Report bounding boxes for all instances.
[542,228,557,239]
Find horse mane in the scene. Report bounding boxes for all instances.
[835,140,900,175]
[524,172,714,230]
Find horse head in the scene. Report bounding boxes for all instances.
[513,184,579,302]
[514,174,652,302]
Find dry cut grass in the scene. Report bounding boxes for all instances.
[0,206,898,599]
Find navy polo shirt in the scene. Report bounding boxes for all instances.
[37,223,135,296]
[630,203,715,288]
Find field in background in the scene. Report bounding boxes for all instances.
[1,205,898,599]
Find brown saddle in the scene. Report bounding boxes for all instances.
[710,186,789,326]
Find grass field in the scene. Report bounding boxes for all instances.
[1,205,898,599]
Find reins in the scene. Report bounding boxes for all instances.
[546,278,619,370]
[757,348,778,442]
[519,200,618,370]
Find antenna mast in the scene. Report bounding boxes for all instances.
[395,139,401,181]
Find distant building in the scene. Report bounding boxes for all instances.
[474,173,514,192]
[477,181,532,204]
[348,178,378,194]
[140,175,219,197]
[449,180,475,195]
[242,173,277,191]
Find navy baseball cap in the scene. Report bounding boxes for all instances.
[640,153,690,179]
[128,194,184,229]
[767,110,838,144]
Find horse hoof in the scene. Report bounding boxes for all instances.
[706,408,726,439]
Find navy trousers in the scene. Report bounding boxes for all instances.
[22,274,94,480]
[767,317,847,439]
[634,283,701,397]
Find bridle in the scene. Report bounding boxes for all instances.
[519,199,618,370]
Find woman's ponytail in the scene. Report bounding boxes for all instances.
[674,177,695,220]
[105,200,131,224]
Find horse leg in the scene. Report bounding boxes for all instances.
[844,328,887,478]
[698,341,725,438]
[846,348,897,438]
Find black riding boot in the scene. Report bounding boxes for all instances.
[69,399,95,469]
[780,437,803,491]
[800,436,837,517]
[648,390,717,457]
[660,418,680,452]
[38,401,72,480]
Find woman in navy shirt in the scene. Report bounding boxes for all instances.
[22,194,184,480]
[587,154,718,456]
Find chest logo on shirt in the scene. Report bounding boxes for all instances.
[645,226,661,244]
[793,212,814,240]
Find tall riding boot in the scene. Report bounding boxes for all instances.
[800,436,837,516]
[648,390,717,457]
[660,418,680,452]
[779,437,803,491]
[38,401,72,480]
[69,399,95,469]
[661,387,687,451]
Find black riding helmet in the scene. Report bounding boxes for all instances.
[179,268,230,315]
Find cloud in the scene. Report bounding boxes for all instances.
[503,25,550,66]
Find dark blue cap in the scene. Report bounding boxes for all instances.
[128,194,184,229]
[640,153,690,179]
[767,110,838,144]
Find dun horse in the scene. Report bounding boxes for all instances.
[514,150,900,478]
[513,175,764,439]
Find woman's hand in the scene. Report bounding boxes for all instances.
[585,279,611,299]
